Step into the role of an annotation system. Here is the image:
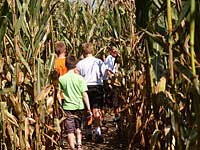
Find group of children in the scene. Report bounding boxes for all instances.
[54,41,119,150]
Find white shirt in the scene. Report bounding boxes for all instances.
[104,55,118,73]
[104,55,118,80]
[77,56,106,85]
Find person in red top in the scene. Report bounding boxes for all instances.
[55,41,68,76]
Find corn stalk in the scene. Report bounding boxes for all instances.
[167,0,174,85]
[1,0,200,150]
[190,0,196,75]
[12,0,24,148]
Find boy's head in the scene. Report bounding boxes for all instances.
[65,54,77,70]
[55,41,66,55]
[109,46,118,58]
[82,43,94,57]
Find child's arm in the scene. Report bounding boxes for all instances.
[57,90,64,105]
[83,91,92,113]
[83,91,92,125]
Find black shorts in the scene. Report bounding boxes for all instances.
[103,81,119,108]
[62,110,82,134]
[87,85,104,109]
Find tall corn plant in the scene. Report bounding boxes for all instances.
[53,0,109,56]
[1,0,200,149]
[53,1,143,149]
[0,0,62,149]
[133,0,200,149]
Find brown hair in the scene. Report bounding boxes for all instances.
[82,43,94,56]
[55,41,66,55]
[65,54,77,70]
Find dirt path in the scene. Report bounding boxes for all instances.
[61,111,128,150]
[81,112,127,150]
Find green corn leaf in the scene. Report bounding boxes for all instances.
[174,1,190,31]
[186,127,198,149]
[18,47,33,76]
[0,17,7,46]
[170,110,176,133]
[87,23,96,42]
[140,28,168,50]
[151,129,161,150]
[114,5,121,36]
[0,1,9,46]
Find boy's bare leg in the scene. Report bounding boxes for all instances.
[67,133,76,150]
[76,128,82,146]
[92,108,104,143]
[114,107,119,118]
[93,108,102,127]
[113,87,120,120]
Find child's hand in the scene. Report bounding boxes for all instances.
[87,110,93,125]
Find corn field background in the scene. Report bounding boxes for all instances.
[0,0,200,149]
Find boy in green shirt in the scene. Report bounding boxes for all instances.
[58,54,92,150]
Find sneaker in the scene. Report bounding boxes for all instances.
[95,135,104,143]
[60,139,68,148]
[76,144,83,150]
[95,127,101,135]
[86,133,92,141]
[102,119,106,126]
[113,116,120,123]
[101,126,108,134]
[86,128,92,141]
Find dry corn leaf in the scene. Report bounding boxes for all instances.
[151,129,161,149]
[6,71,12,82]
[41,146,46,150]
[113,78,121,86]
[0,56,4,73]
[179,101,185,111]
[164,125,171,136]
[7,124,20,147]
[165,91,176,103]
[35,85,53,103]
[136,116,142,133]
[2,80,7,89]
[43,134,58,145]
[28,117,36,124]
[140,131,145,147]
[155,76,166,94]
[45,124,54,131]
[18,71,24,85]
[7,124,15,144]
[53,118,61,134]
[23,101,32,118]
[25,118,31,150]
[28,124,35,142]
[9,94,21,115]
[47,96,54,115]
[59,116,67,125]
[4,110,19,127]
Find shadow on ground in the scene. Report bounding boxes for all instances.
[81,113,128,150]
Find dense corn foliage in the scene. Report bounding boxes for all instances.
[1,0,200,149]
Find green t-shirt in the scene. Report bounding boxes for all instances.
[59,70,88,110]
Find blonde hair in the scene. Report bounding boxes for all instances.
[82,43,94,56]
[55,41,66,55]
